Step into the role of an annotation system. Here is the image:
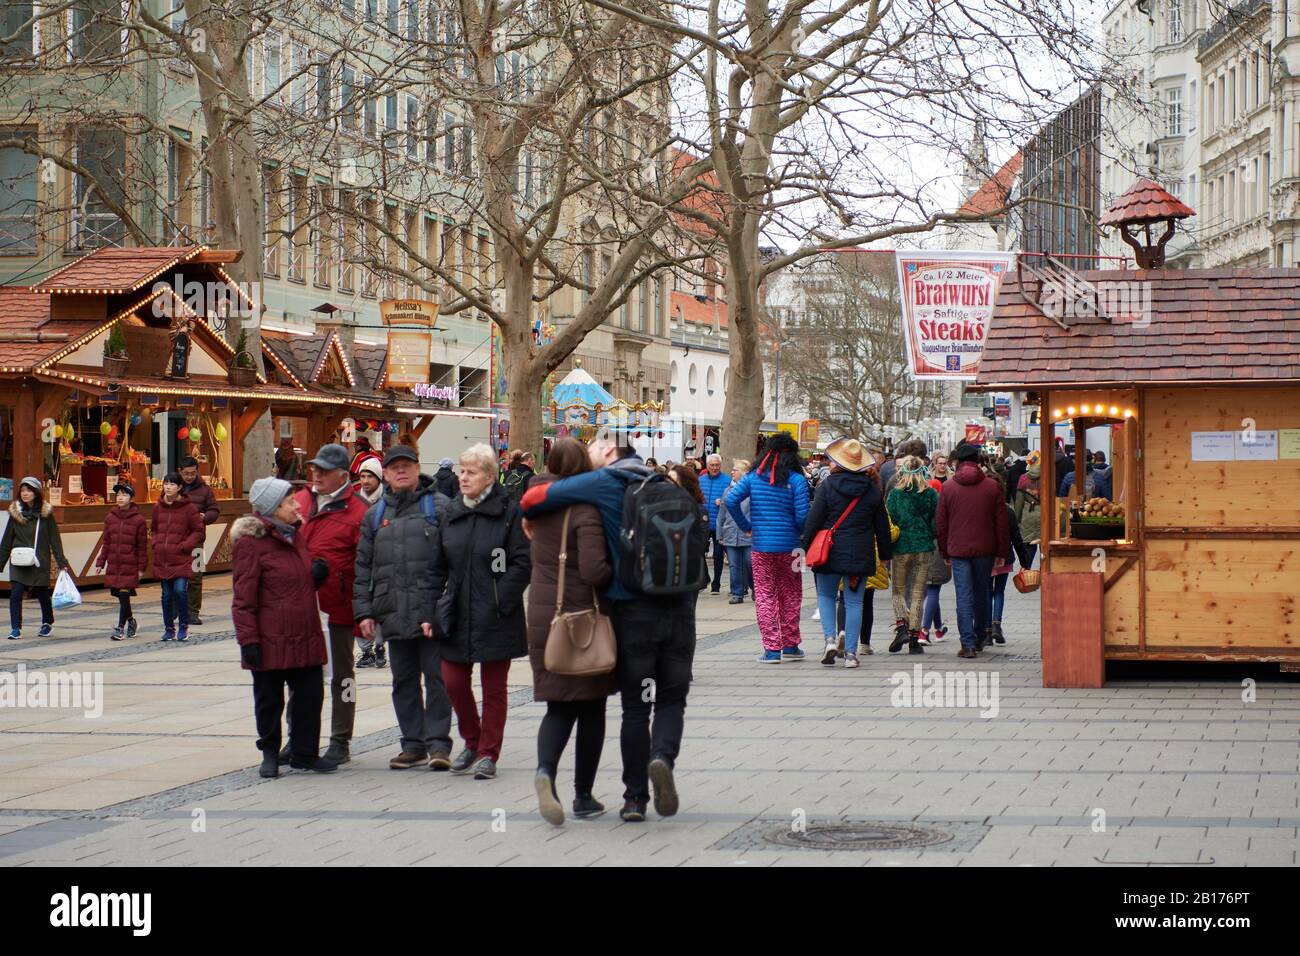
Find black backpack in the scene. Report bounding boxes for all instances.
[618,474,709,595]
[503,468,528,502]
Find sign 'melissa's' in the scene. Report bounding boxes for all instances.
[380,298,440,327]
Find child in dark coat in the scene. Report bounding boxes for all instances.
[95,482,148,640]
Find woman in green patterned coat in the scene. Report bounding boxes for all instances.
[0,477,72,639]
[885,456,938,655]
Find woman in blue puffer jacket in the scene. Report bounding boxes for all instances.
[724,433,810,663]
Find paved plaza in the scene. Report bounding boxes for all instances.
[1,574,1297,867]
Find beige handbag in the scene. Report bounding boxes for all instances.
[543,508,616,677]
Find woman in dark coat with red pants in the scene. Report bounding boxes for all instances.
[523,438,614,825]
[150,472,204,643]
[95,482,148,641]
[232,477,335,778]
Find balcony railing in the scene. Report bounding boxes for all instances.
[1198,0,1268,55]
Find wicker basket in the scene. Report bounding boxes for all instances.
[103,355,129,377]
[228,365,257,387]
[1012,568,1041,593]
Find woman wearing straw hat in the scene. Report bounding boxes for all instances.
[800,438,893,668]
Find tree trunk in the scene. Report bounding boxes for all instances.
[720,210,766,462]
[498,256,546,459]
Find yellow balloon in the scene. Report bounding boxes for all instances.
[63,423,75,440]
[214,423,228,441]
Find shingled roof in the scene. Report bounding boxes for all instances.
[957,152,1023,217]
[32,247,204,294]
[974,267,1300,389]
[1098,178,1195,226]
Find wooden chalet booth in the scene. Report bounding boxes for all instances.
[0,245,337,589]
[974,182,1300,686]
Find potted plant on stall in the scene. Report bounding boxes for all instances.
[229,329,257,387]
[103,322,129,377]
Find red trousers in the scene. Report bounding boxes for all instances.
[441,659,511,761]
[751,550,804,652]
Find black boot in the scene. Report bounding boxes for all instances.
[990,621,1006,645]
[888,619,909,653]
[277,744,292,765]
[259,752,279,778]
[908,629,925,654]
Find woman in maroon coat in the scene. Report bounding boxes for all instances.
[95,482,147,641]
[150,472,204,643]
[523,438,614,825]
[232,476,335,778]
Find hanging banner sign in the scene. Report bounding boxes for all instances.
[380,298,440,327]
[386,331,431,386]
[895,250,1016,381]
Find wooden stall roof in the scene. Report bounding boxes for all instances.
[31,247,206,295]
[974,266,1300,391]
[262,329,391,409]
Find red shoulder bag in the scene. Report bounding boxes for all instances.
[806,495,863,569]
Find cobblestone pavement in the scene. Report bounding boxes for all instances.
[1,572,1297,866]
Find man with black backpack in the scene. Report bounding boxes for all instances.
[520,437,707,822]
[353,446,455,771]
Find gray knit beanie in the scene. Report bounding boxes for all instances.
[249,476,294,517]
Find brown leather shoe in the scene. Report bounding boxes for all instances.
[428,751,452,771]
[958,647,977,659]
[389,750,427,770]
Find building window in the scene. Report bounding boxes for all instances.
[1165,87,1182,136]
[363,76,377,139]
[0,127,38,253]
[705,366,716,396]
[340,66,357,130]
[443,113,456,174]
[70,0,122,62]
[688,363,698,394]
[342,0,356,17]
[263,32,281,102]
[291,43,309,113]
[313,185,331,287]
[338,190,356,291]
[386,0,399,33]
[72,129,126,248]
[405,96,420,158]
[654,277,663,336]
[1167,0,1182,44]
[1188,80,1196,131]
[1,3,36,59]
[288,173,306,282]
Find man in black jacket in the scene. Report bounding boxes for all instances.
[179,457,218,625]
[433,457,458,499]
[353,446,453,772]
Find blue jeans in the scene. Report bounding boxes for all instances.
[922,584,944,631]
[725,545,752,598]
[161,578,190,629]
[814,573,864,655]
[950,557,994,649]
[991,573,1009,622]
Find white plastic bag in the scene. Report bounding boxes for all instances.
[52,569,81,610]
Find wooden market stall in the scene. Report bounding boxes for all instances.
[974,181,1300,686]
[0,245,336,588]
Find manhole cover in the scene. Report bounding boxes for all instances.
[764,822,954,851]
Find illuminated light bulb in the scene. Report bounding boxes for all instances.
[1052,409,1062,419]
[1067,406,1077,416]
[1109,405,1119,416]
[1081,404,1090,414]
[1124,409,1133,418]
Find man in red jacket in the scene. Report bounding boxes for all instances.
[295,443,369,763]
[936,443,1009,659]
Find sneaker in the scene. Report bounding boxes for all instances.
[37,623,52,638]
[917,629,933,646]
[836,630,845,659]
[861,644,874,655]
[161,628,175,642]
[289,755,339,773]
[572,795,606,819]
[958,646,977,659]
[647,757,679,817]
[931,626,948,643]
[259,753,279,779]
[888,621,908,653]
[781,646,805,661]
[535,771,564,826]
[757,649,782,664]
[428,751,451,771]
[126,618,138,639]
[389,750,428,770]
[472,756,497,780]
[110,626,125,642]
[619,799,648,822]
[844,654,860,668]
[820,642,838,666]
[176,627,189,643]
[710,587,721,595]
[728,596,743,604]
[450,747,479,774]
[355,652,375,668]
[6,628,19,640]
[190,615,204,626]
[811,607,821,621]
[323,742,351,765]
[374,649,387,668]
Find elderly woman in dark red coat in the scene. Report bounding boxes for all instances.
[94,482,148,641]
[232,477,335,778]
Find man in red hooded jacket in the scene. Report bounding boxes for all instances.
[295,443,369,763]
[936,443,1009,659]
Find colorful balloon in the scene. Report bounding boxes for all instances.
[178,426,190,440]
[214,423,228,441]
[129,413,142,427]
[63,423,75,440]
[99,421,112,436]
[188,427,202,442]
[107,425,119,441]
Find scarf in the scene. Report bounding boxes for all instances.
[462,486,492,509]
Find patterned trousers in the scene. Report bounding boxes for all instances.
[751,550,804,652]
[890,551,932,630]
